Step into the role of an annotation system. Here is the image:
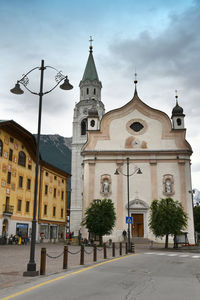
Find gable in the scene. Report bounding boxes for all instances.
[83,92,192,154]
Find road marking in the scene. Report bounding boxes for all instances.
[0,254,135,300]
[145,252,200,259]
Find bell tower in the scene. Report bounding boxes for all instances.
[70,39,105,235]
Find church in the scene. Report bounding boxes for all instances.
[70,42,194,244]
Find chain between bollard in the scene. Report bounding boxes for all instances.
[84,248,94,255]
[46,251,64,259]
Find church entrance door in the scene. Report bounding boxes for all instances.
[132,214,144,237]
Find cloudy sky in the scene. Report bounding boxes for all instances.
[0,0,199,188]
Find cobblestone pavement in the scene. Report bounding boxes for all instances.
[0,242,126,291]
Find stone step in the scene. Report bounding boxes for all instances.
[132,237,150,244]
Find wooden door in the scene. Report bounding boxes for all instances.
[132,214,144,237]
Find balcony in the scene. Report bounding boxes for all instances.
[3,204,14,216]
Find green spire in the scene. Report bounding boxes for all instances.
[82,46,99,81]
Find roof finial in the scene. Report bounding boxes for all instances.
[89,36,93,52]
[175,89,178,105]
[134,72,138,96]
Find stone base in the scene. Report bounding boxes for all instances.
[23,270,39,277]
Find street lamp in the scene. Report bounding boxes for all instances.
[114,157,142,252]
[188,189,196,244]
[10,60,73,276]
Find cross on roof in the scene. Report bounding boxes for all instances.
[89,36,93,47]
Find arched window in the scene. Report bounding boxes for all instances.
[0,139,3,156]
[81,119,87,135]
[86,88,89,95]
[177,118,182,126]
[18,151,26,167]
[94,88,96,95]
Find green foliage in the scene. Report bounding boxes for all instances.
[149,198,188,247]
[82,199,116,240]
[194,206,200,232]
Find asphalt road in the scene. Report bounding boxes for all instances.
[1,251,200,300]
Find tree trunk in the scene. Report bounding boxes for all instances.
[165,234,169,248]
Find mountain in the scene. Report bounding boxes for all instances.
[35,134,72,174]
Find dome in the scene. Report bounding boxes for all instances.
[172,103,184,116]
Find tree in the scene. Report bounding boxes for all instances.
[149,198,188,248]
[193,205,200,232]
[82,198,116,246]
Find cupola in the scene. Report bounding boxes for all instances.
[171,91,185,129]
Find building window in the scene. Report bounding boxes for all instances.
[28,164,32,170]
[81,118,87,135]
[19,176,23,188]
[130,122,144,132]
[9,149,13,161]
[90,120,95,127]
[17,199,22,212]
[86,88,89,95]
[177,118,182,126]
[44,204,47,215]
[7,171,11,184]
[54,175,57,180]
[94,88,96,95]
[27,179,31,190]
[10,137,14,143]
[25,201,30,212]
[45,185,48,195]
[54,188,56,198]
[18,151,26,167]
[61,191,64,200]
[0,139,3,156]
[62,179,64,184]
[61,208,64,218]
[46,171,48,176]
[53,206,56,217]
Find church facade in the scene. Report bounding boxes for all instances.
[70,43,194,243]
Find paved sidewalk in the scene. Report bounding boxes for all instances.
[0,242,125,291]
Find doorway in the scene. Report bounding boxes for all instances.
[2,219,8,235]
[132,214,144,237]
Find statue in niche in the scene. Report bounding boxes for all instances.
[165,179,172,194]
[103,180,109,195]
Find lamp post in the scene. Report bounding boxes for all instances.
[10,60,73,276]
[188,189,196,244]
[114,157,142,252]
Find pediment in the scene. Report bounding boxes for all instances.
[126,198,149,210]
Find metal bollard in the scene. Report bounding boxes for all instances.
[80,244,84,265]
[40,247,46,275]
[131,242,135,253]
[63,245,68,269]
[93,244,97,262]
[119,242,122,256]
[112,242,115,257]
[104,243,107,259]
[125,242,128,254]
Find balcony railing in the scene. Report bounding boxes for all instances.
[3,204,14,215]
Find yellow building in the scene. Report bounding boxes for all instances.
[0,120,70,243]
